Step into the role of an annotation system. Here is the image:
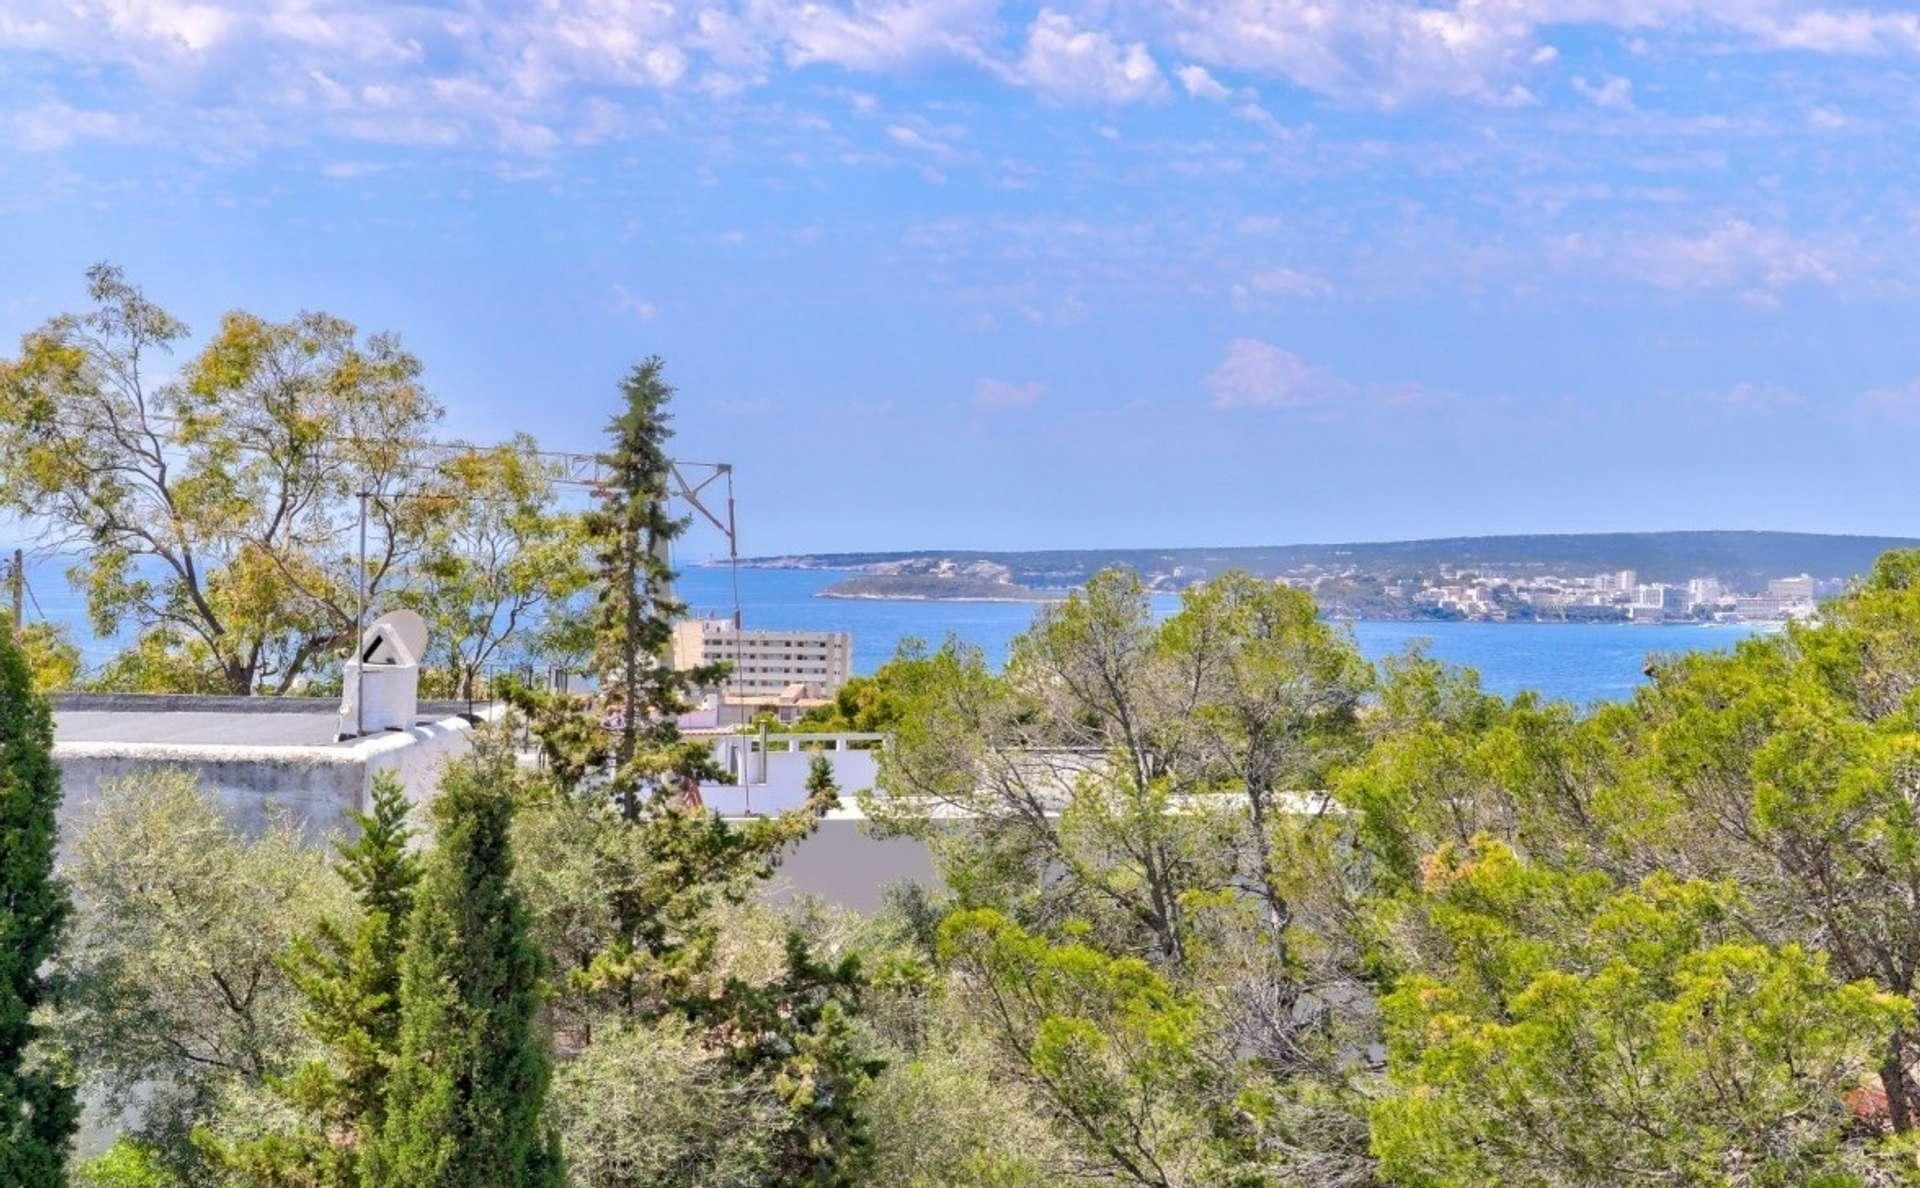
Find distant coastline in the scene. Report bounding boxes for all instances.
[702,530,1908,624]
[815,573,1062,603]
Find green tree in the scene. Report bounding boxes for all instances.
[1371,838,1907,1188]
[0,264,442,694]
[875,568,1380,1185]
[0,607,77,1186]
[367,749,562,1187]
[398,437,590,702]
[5,615,82,693]
[206,774,422,1186]
[792,640,943,734]
[938,908,1222,1188]
[58,769,346,1164]
[75,1139,181,1188]
[581,357,727,819]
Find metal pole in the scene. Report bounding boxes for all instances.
[8,549,21,637]
[355,491,368,738]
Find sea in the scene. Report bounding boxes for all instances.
[17,557,1768,707]
[674,567,1764,706]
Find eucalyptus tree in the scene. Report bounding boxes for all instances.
[0,264,441,694]
[398,434,591,701]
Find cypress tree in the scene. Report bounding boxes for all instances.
[585,357,728,818]
[0,616,77,1185]
[365,749,562,1188]
[207,773,421,1185]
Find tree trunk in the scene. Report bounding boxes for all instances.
[1881,1036,1912,1133]
[223,659,254,696]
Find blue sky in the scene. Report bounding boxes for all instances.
[4,1,1920,556]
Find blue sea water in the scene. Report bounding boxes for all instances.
[18,556,1766,706]
[671,566,1765,706]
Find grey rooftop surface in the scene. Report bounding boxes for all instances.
[51,693,481,749]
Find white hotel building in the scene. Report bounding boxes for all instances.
[671,618,853,724]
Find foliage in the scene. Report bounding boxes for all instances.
[877,567,1380,1185]
[75,1139,181,1188]
[0,264,443,694]
[6,616,82,692]
[58,769,346,1163]
[792,640,942,733]
[366,746,563,1187]
[85,626,235,694]
[694,928,881,1186]
[0,611,77,1185]
[203,773,422,1186]
[939,908,1226,1187]
[1371,838,1907,1187]
[578,356,728,818]
[547,1014,791,1187]
[397,435,591,701]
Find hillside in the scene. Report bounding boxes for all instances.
[725,531,1920,593]
[816,574,1060,602]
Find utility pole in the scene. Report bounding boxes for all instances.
[7,549,21,637]
[355,491,369,738]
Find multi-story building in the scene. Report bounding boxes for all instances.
[671,618,853,699]
[1768,574,1816,602]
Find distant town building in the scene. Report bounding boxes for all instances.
[1769,574,1816,602]
[671,617,852,699]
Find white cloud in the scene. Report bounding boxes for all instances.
[1614,219,1848,302]
[1175,62,1230,100]
[1146,1,1920,110]
[610,284,660,320]
[319,159,393,178]
[769,0,998,71]
[1230,266,1334,307]
[1205,339,1348,409]
[1572,73,1633,110]
[973,377,1047,411]
[1749,8,1920,55]
[6,0,1920,158]
[1698,380,1803,413]
[4,102,141,151]
[1010,9,1167,104]
[1159,0,1548,108]
[1233,101,1290,137]
[1205,338,1439,411]
[1860,379,1920,419]
[885,121,963,160]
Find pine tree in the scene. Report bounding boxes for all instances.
[206,774,421,1185]
[583,357,728,819]
[365,749,562,1188]
[678,757,879,1186]
[0,617,77,1186]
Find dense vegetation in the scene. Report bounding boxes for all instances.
[14,272,1920,1185]
[30,549,1920,1186]
[0,608,77,1184]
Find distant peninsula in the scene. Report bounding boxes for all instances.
[724,531,1920,589]
[813,557,1063,602]
[817,574,1061,602]
[713,531,1920,622]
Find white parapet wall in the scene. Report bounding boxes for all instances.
[699,733,942,912]
[51,695,484,847]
